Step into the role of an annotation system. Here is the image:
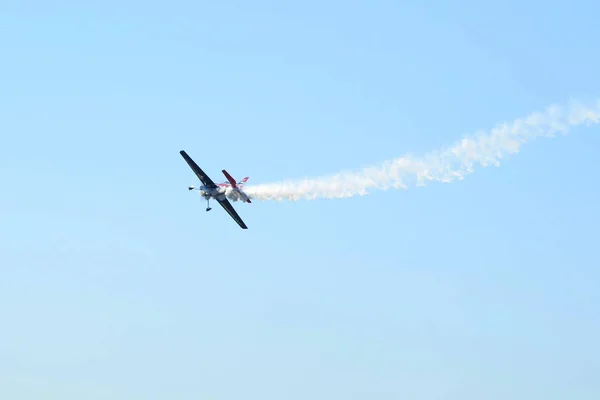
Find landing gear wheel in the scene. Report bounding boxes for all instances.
[206,207,212,212]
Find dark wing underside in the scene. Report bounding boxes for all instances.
[216,197,248,229]
[180,150,248,229]
[179,150,217,188]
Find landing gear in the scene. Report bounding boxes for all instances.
[206,199,212,212]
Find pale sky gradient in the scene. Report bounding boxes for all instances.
[1,1,600,399]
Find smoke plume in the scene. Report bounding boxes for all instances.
[240,99,600,202]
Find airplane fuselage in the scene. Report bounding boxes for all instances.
[199,185,226,200]
[190,184,250,203]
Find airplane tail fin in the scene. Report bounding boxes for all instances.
[222,170,249,187]
[222,170,251,203]
[238,177,249,187]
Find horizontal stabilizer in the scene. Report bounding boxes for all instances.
[222,170,237,187]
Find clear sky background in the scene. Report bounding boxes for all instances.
[2,1,600,399]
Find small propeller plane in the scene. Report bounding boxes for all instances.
[180,150,250,229]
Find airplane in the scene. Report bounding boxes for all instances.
[180,150,250,229]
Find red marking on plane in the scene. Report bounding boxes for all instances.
[217,170,251,203]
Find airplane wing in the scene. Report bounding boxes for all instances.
[216,197,248,229]
[179,150,217,188]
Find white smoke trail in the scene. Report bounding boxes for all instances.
[238,99,600,202]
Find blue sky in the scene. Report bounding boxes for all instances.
[2,1,600,399]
